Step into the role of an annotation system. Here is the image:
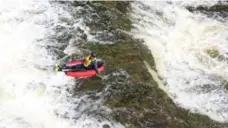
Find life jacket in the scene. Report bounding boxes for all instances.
[83,55,97,67]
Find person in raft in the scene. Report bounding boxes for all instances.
[55,52,99,75]
[82,52,99,74]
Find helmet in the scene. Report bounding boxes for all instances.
[90,52,96,57]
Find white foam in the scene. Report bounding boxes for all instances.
[0,1,124,128]
[131,1,228,122]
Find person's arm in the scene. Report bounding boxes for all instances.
[92,61,99,74]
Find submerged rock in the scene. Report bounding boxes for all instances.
[186,3,228,21]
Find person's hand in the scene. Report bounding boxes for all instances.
[96,72,101,77]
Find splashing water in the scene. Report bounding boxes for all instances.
[131,1,228,122]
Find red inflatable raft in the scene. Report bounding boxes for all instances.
[63,60,104,78]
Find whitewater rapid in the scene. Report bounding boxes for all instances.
[0,1,123,128]
[131,1,228,122]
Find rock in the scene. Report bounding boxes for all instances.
[102,124,110,128]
